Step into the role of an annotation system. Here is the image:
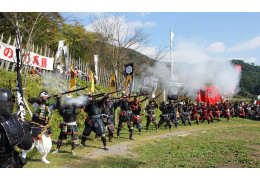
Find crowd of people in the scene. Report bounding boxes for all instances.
[0,86,259,168]
[55,62,91,81]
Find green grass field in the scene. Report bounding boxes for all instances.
[1,69,259,168]
[23,117,260,168]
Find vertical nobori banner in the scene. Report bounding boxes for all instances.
[70,64,76,91]
[124,63,134,95]
[63,45,69,72]
[109,75,117,96]
[94,54,99,83]
[15,21,25,120]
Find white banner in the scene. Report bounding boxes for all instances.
[55,40,64,60]
[0,41,54,71]
[94,54,99,81]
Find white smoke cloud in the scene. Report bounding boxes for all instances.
[42,73,70,93]
[63,95,89,107]
[138,39,242,100]
[141,60,241,100]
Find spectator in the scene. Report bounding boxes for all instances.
[56,62,63,74]
[29,67,39,77]
[36,67,42,77]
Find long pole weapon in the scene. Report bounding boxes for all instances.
[15,20,26,120]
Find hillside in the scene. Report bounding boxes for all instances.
[231,59,260,98]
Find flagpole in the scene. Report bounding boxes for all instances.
[170,29,174,81]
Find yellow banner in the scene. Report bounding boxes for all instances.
[125,75,132,95]
[89,69,94,93]
[109,75,116,96]
[70,65,76,91]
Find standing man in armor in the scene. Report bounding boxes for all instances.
[191,104,200,125]
[0,89,33,168]
[145,98,159,132]
[52,95,82,156]
[213,103,221,122]
[158,101,172,130]
[116,93,134,140]
[100,94,117,142]
[168,101,179,128]
[130,97,143,135]
[180,104,192,126]
[22,91,59,164]
[222,101,231,121]
[200,103,210,124]
[80,95,109,150]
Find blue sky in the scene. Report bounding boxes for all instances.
[5,0,259,65]
[61,12,260,65]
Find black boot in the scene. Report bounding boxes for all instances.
[129,129,134,140]
[101,136,109,151]
[81,137,87,146]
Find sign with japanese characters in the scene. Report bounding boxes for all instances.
[0,42,54,71]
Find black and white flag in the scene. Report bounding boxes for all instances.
[15,21,25,120]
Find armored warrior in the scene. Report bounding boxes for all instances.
[207,104,214,123]
[22,91,58,164]
[116,93,134,140]
[52,95,81,156]
[213,103,220,122]
[145,98,159,132]
[158,101,172,130]
[0,89,33,168]
[191,104,200,125]
[168,101,179,128]
[100,94,117,142]
[80,95,109,150]
[221,101,231,121]
[200,103,210,124]
[180,104,192,126]
[130,97,143,135]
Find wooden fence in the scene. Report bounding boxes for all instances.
[0,33,126,90]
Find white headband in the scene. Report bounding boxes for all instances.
[40,92,48,97]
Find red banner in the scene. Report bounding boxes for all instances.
[196,86,221,104]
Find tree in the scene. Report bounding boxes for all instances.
[87,13,154,76]
[1,12,64,86]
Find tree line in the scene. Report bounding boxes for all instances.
[0,12,160,77]
[232,59,260,99]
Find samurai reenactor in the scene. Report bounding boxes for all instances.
[130,97,142,135]
[221,100,231,121]
[116,93,134,140]
[207,104,214,123]
[52,94,81,156]
[180,104,192,126]
[158,101,172,130]
[22,91,58,164]
[0,89,33,168]
[213,103,220,122]
[191,104,200,125]
[200,103,210,124]
[100,94,117,142]
[168,101,179,128]
[145,98,159,132]
[80,94,109,151]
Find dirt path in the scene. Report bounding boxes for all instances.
[63,124,258,168]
